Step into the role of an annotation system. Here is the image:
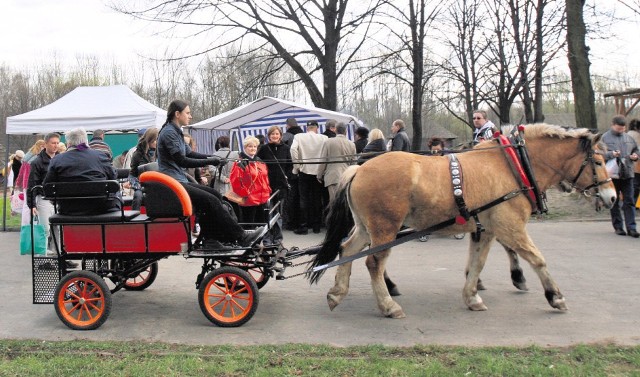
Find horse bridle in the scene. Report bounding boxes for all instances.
[564,148,612,199]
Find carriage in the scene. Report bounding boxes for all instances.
[29,169,320,330]
[29,124,617,330]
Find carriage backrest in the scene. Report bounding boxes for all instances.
[139,171,192,218]
[43,180,121,201]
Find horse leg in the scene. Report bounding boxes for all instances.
[463,232,496,311]
[497,233,567,310]
[383,269,401,296]
[326,226,370,311]
[365,249,405,318]
[500,243,528,291]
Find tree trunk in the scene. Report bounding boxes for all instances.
[566,0,596,129]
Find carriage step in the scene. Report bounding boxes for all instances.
[188,249,250,257]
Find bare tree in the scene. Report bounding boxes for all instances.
[566,0,596,129]
[113,0,387,111]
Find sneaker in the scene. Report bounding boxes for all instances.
[65,260,79,269]
[615,228,627,236]
[294,227,308,235]
[46,249,57,257]
[628,230,640,238]
[239,226,266,247]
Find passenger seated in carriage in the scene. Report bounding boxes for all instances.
[43,127,121,215]
[157,99,264,248]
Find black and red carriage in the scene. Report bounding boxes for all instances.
[29,170,317,330]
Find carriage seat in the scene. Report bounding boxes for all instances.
[45,180,140,224]
[139,171,192,219]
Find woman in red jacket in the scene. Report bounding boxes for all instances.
[230,136,271,223]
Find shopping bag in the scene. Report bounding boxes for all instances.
[20,217,47,255]
[605,159,619,179]
[10,191,24,215]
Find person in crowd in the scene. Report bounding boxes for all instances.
[282,117,303,146]
[472,110,497,145]
[322,119,337,138]
[157,99,263,248]
[357,128,387,165]
[389,119,410,151]
[290,120,328,234]
[354,127,369,154]
[255,134,266,146]
[123,128,147,170]
[13,141,45,223]
[113,150,127,169]
[257,125,293,246]
[281,117,304,230]
[27,132,78,266]
[11,150,24,189]
[56,142,67,154]
[627,118,640,205]
[317,123,356,203]
[89,129,113,160]
[602,115,639,238]
[44,128,120,216]
[428,137,447,155]
[128,128,159,210]
[230,136,271,224]
[183,133,208,186]
[210,136,239,195]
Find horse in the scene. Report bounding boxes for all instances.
[308,124,616,318]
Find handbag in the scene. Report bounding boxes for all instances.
[20,215,47,255]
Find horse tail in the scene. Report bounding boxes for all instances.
[307,165,359,284]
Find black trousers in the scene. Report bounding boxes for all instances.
[298,172,323,230]
[182,182,244,242]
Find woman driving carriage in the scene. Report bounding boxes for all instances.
[156,99,264,248]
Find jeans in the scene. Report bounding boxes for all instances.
[610,178,637,232]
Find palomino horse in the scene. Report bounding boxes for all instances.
[308,124,616,318]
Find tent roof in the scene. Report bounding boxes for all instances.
[190,96,362,130]
[6,85,166,135]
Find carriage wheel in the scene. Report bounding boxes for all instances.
[198,266,259,327]
[124,262,159,291]
[219,262,271,289]
[54,271,112,330]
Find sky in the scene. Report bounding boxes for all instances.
[1,0,639,78]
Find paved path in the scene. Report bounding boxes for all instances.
[1,220,639,347]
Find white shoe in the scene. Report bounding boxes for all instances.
[46,249,57,257]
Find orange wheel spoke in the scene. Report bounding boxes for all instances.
[230,299,248,311]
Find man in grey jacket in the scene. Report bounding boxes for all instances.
[389,119,410,151]
[602,115,640,238]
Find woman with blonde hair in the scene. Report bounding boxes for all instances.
[357,128,387,165]
[230,136,272,224]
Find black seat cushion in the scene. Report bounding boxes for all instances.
[49,210,140,224]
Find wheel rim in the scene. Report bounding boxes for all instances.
[57,277,106,328]
[203,272,254,323]
[125,266,152,288]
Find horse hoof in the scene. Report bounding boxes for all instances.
[513,281,529,291]
[468,302,488,311]
[551,298,568,311]
[387,309,406,319]
[326,294,338,311]
[388,286,401,296]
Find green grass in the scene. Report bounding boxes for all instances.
[0,196,22,230]
[0,340,639,376]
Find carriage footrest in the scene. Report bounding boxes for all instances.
[32,257,60,304]
[188,248,250,257]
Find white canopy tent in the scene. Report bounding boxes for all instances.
[6,85,166,135]
[188,96,363,154]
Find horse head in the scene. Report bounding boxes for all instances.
[525,125,616,209]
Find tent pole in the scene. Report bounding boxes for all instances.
[2,134,10,232]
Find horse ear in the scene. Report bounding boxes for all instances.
[593,133,603,144]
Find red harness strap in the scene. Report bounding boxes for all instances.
[494,133,538,207]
